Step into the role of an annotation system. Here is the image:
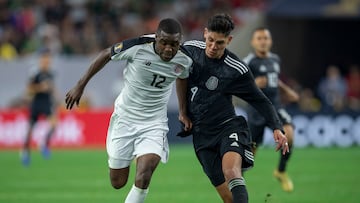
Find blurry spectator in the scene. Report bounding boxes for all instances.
[346,64,360,111]
[1,0,265,56]
[317,65,347,112]
[38,23,61,55]
[298,88,322,112]
[0,26,18,60]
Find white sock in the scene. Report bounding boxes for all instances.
[124,184,149,203]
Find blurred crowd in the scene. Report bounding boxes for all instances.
[285,64,360,113]
[1,0,359,113]
[0,0,265,59]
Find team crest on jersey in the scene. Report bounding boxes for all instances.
[260,65,267,72]
[205,76,218,90]
[114,42,123,53]
[174,64,184,73]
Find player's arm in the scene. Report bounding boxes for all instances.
[28,77,50,94]
[254,75,267,88]
[230,72,289,154]
[278,79,299,103]
[176,78,192,131]
[65,48,111,109]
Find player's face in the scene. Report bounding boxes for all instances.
[251,29,272,55]
[39,54,51,71]
[204,28,232,59]
[155,30,181,62]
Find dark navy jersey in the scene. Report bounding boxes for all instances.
[31,70,54,104]
[243,52,281,108]
[182,40,283,134]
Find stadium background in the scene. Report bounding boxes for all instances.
[1,1,360,203]
[1,0,359,148]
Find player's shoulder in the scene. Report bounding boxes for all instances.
[242,52,257,64]
[183,40,206,48]
[113,34,155,54]
[224,51,249,75]
[175,49,193,67]
[269,52,280,61]
[182,40,206,50]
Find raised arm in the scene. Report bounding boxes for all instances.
[65,48,111,109]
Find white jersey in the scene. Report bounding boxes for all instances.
[110,36,192,123]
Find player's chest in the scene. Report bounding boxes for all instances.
[36,73,52,82]
[255,60,279,74]
[192,66,233,91]
[128,58,183,88]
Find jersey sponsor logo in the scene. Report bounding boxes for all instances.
[205,76,218,90]
[174,64,184,73]
[114,43,123,53]
[144,60,151,66]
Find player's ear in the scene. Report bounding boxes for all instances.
[203,28,208,39]
[227,35,233,44]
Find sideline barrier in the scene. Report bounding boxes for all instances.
[0,109,111,149]
[261,113,360,148]
[1,109,359,149]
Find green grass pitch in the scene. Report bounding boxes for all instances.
[1,145,359,203]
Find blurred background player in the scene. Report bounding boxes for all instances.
[21,49,58,166]
[65,18,192,203]
[243,27,299,192]
[178,14,289,203]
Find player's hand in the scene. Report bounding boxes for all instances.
[65,85,84,110]
[273,129,289,155]
[178,114,192,131]
[177,114,192,138]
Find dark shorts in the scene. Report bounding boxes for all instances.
[248,108,292,146]
[193,116,254,187]
[30,101,54,124]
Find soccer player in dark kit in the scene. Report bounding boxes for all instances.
[177,14,289,203]
[243,27,299,192]
[21,49,58,166]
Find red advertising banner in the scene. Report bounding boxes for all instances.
[0,109,112,149]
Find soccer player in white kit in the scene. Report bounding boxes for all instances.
[65,18,192,203]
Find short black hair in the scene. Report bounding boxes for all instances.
[207,13,234,36]
[157,18,182,35]
[252,27,269,35]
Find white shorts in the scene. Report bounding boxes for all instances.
[106,113,169,169]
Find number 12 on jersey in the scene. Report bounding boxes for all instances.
[151,74,166,88]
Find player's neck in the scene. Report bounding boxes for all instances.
[255,50,269,58]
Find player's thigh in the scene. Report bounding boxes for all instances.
[134,125,169,164]
[46,113,57,126]
[248,121,266,146]
[277,108,294,143]
[106,114,136,169]
[222,151,242,179]
[220,117,254,171]
[283,124,294,144]
[196,148,225,187]
[277,108,293,125]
